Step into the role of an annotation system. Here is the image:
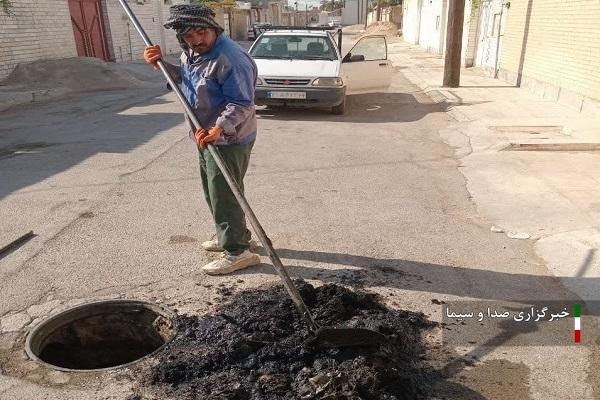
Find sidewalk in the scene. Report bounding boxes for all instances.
[388,41,600,304]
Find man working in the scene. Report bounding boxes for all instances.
[143,4,259,275]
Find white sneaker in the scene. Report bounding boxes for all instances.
[201,250,261,275]
[201,239,258,252]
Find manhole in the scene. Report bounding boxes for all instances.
[25,300,175,372]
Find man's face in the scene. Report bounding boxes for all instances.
[182,27,217,54]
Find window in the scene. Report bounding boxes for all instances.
[250,35,338,60]
[348,36,386,61]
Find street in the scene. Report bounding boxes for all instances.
[0,39,599,399]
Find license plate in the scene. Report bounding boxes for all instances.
[267,91,306,99]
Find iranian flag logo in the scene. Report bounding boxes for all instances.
[574,304,581,344]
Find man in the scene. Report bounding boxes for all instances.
[143,4,259,275]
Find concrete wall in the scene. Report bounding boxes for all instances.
[402,0,421,44]
[0,0,77,81]
[497,0,600,105]
[342,0,368,26]
[103,0,187,62]
[403,0,478,66]
[461,0,479,67]
[418,0,446,54]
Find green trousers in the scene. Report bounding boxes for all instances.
[198,142,254,256]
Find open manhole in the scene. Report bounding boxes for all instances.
[25,300,175,372]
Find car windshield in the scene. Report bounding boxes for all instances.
[249,35,338,61]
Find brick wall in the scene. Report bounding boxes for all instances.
[498,0,600,103]
[0,0,77,81]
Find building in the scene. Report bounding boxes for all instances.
[493,0,600,111]
[342,0,369,26]
[401,0,600,110]
[0,0,251,81]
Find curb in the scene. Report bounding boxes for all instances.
[400,68,471,123]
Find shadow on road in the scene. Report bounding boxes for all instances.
[250,247,580,302]
[0,88,183,199]
[256,91,454,123]
[257,91,488,124]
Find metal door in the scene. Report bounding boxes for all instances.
[475,0,503,69]
[342,36,393,93]
[68,0,110,60]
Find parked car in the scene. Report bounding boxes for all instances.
[247,23,272,41]
[248,27,393,114]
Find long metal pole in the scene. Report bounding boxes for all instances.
[118,0,320,334]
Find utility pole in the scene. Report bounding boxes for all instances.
[305,3,308,25]
[442,0,465,87]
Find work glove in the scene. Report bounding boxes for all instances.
[198,126,223,149]
[143,45,162,70]
[194,127,208,146]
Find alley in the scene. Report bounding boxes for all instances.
[0,45,595,399]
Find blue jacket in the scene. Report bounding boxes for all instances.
[180,34,257,145]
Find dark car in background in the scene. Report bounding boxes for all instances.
[248,23,272,41]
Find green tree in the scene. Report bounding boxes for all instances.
[1,0,14,16]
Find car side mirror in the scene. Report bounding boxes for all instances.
[342,54,365,63]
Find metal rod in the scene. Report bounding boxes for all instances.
[117,0,320,334]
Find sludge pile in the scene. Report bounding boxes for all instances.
[139,281,435,399]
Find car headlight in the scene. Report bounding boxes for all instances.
[312,77,343,86]
[256,77,264,86]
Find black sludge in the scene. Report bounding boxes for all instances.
[144,281,435,399]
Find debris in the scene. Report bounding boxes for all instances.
[2,57,158,93]
[490,226,504,233]
[364,22,401,40]
[138,281,436,399]
[0,313,31,333]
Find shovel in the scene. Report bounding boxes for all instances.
[118,0,388,348]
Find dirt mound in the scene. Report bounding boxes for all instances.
[365,21,400,39]
[342,24,366,34]
[135,281,436,399]
[2,57,158,92]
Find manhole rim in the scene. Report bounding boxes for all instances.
[25,299,177,373]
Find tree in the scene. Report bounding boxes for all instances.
[1,0,14,16]
[320,0,343,12]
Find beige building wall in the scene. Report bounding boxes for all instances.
[0,0,77,81]
[462,0,479,67]
[498,0,600,105]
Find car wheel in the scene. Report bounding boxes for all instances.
[331,97,346,115]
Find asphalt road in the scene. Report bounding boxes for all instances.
[0,50,593,399]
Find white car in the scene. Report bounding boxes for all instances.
[248,28,393,114]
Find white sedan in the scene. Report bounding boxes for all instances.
[249,28,393,114]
